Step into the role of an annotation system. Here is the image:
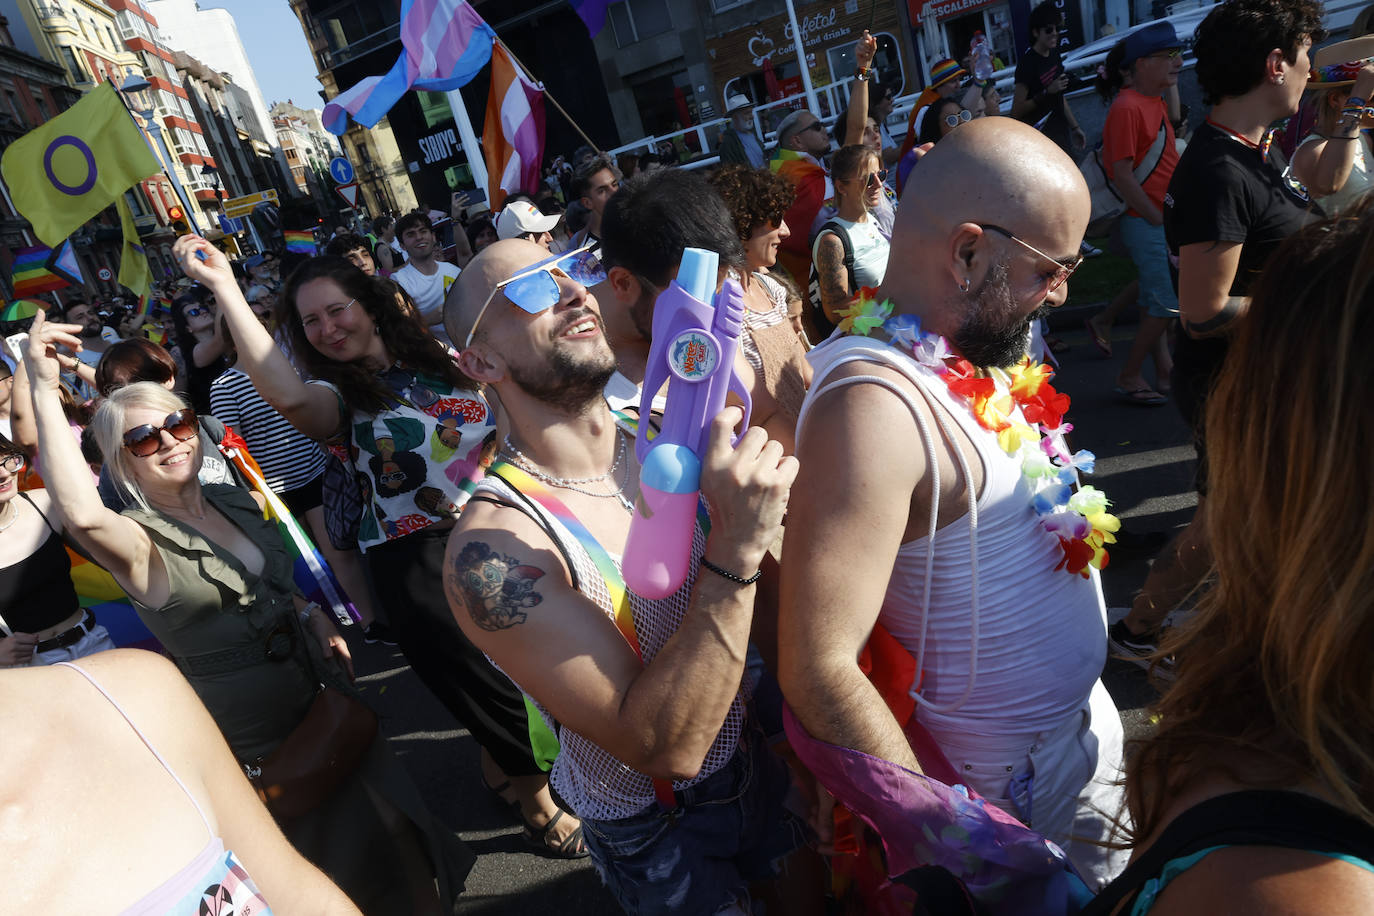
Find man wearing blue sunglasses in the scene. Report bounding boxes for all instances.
[442,239,820,916]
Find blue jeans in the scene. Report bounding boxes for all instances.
[581,724,807,916]
[1119,215,1179,318]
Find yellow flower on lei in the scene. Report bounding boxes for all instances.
[1008,358,1053,399]
[837,287,892,335]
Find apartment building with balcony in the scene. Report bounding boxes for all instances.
[270,99,338,205]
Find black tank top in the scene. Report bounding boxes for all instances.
[0,493,79,633]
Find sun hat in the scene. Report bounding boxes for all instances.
[1122,21,1182,67]
[724,93,754,114]
[1309,36,1374,88]
[495,201,561,240]
[930,58,967,89]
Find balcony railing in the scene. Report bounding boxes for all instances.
[322,22,400,70]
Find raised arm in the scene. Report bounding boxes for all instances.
[1290,66,1374,198]
[445,409,796,780]
[778,364,927,772]
[845,32,877,147]
[172,236,340,441]
[23,312,162,602]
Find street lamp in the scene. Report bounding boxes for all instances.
[119,73,202,235]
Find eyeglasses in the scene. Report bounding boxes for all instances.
[122,408,198,458]
[0,454,25,474]
[379,366,440,410]
[1148,48,1183,59]
[945,109,974,128]
[184,305,213,319]
[979,224,1083,292]
[804,122,827,133]
[464,244,607,348]
[846,169,888,188]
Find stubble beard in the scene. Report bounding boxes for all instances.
[508,326,617,415]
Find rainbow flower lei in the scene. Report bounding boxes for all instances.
[842,289,1119,577]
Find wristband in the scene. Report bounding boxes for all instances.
[700,557,762,586]
[855,66,871,81]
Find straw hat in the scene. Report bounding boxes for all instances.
[724,93,754,114]
[1309,36,1374,89]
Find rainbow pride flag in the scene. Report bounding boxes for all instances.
[284,229,317,255]
[11,245,69,296]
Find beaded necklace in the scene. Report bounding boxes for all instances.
[838,290,1120,577]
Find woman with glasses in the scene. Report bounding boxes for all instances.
[169,287,227,414]
[0,433,117,667]
[171,236,590,859]
[811,144,892,338]
[918,97,973,146]
[23,310,475,912]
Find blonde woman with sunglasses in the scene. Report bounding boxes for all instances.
[172,234,593,860]
[24,307,476,911]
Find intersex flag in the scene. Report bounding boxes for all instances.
[10,245,69,296]
[284,229,317,254]
[0,82,160,247]
[322,0,496,135]
[483,41,545,211]
[219,429,360,624]
[116,196,153,303]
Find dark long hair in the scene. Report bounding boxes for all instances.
[169,287,223,414]
[279,256,475,415]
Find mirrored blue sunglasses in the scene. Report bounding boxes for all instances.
[464,244,606,347]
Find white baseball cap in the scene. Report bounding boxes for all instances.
[496,201,561,240]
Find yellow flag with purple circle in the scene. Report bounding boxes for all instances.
[0,82,160,247]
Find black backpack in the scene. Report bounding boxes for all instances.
[807,219,857,342]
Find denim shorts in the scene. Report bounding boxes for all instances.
[580,724,808,916]
[1120,214,1179,319]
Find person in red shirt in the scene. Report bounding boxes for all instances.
[1101,22,1182,405]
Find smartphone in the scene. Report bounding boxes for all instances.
[5,332,27,364]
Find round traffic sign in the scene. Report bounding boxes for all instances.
[328,157,355,184]
[97,267,112,281]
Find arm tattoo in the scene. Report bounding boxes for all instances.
[1184,296,1247,338]
[447,541,545,631]
[816,235,851,321]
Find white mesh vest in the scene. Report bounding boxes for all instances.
[472,473,747,822]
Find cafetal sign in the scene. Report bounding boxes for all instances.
[747,6,854,66]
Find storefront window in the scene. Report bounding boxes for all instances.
[610,0,672,47]
[825,31,905,95]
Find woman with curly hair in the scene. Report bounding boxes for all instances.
[170,238,588,859]
[1112,0,1324,662]
[708,165,813,452]
[1088,200,1374,916]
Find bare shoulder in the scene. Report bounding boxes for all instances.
[799,357,928,468]
[444,499,576,636]
[1149,844,1374,915]
[47,649,210,745]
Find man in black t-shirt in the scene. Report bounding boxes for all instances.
[1011,1,1087,155]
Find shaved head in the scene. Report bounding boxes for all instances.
[881,117,1091,359]
[444,237,551,346]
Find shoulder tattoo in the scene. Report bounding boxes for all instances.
[446,541,545,631]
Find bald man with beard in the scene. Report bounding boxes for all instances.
[778,118,1130,888]
[440,241,820,916]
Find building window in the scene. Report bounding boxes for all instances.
[3,88,27,127]
[62,47,86,83]
[610,0,671,47]
[825,31,906,98]
[31,89,51,120]
[710,0,751,11]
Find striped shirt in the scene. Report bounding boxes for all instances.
[209,368,327,492]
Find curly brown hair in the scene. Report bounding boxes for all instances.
[708,165,796,242]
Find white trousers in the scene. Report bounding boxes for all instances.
[32,624,117,666]
[927,679,1131,890]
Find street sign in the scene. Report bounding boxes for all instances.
[97,267,112,281]
[328,157,354,184]
[335,181,360,208]
[223,189,280,218]
[218,214,245,234]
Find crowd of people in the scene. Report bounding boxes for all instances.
[2,0,1373,912]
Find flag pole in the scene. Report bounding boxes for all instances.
[446,85,489,200]
[495,38,601,154]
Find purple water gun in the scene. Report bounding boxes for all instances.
[623,248,753,599]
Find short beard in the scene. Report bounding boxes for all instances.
[508,337,617,415]
[950,258,1047,369]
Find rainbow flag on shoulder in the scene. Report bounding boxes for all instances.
[284,229,317,255]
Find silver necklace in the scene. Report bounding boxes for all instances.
[501,429,635,513]
[0,500,18,533]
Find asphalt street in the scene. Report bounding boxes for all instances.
[339,308,1198,914]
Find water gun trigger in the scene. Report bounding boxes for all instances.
[725,376,753,447]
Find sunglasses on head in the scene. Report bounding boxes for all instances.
[464,245,607,348]
[945,109,974,128]
[122,408,198,458]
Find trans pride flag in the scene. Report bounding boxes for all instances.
[322,0,496,135]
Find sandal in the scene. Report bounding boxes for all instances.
[1112,385,1168,407]
[522,808,590,859]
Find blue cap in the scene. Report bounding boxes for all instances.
[1123,21,1181,67]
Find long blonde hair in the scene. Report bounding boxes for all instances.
[1126,197,1374,841]
[90,382,202,512]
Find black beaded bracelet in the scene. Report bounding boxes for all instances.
[701,557,762,585]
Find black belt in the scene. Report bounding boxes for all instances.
[179,621,297,678]
[34,609,97,654]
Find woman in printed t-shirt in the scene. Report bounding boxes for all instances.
[172,236,588,858]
